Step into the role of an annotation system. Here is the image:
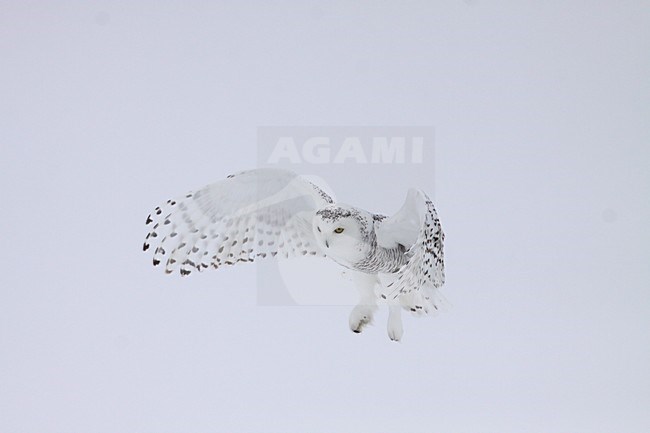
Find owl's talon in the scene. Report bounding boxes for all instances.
[349,305,376,333]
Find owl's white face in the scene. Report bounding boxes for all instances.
[312,205,372,268]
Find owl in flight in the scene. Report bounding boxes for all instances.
[143,168,445,341]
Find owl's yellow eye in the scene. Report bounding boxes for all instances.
[334,227,344,234]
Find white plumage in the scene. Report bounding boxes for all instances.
[143,168,446,341]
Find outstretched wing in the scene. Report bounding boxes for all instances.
[143,168,333,275]
[375,189,445,314]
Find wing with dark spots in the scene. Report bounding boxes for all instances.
[143,168,332,276]
[376,189,445,314]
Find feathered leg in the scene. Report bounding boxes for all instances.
[387,304,404,342]
[349,271,379,333]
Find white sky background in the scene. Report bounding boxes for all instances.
[1,1,649,432]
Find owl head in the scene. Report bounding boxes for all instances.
[313,204,374,267]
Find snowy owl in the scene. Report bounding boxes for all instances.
[143,168,445,341]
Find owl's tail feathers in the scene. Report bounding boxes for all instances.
[400,285,450,317]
